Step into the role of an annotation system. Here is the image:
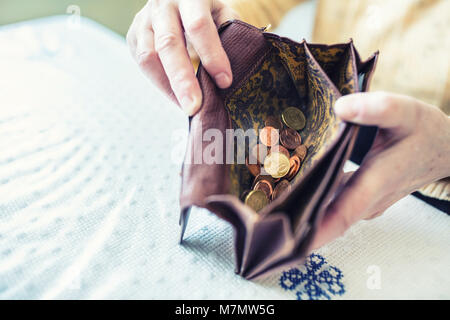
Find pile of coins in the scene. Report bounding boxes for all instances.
[242,107,308,212]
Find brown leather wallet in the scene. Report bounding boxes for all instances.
[179,20,378,279]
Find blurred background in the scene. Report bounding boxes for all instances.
[0,0,316,41]
[0,0,147,36]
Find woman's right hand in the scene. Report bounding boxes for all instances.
[127,0,239,115]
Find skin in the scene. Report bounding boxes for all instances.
[127,0,238,115]
[128,0,450,248]
[311,92,450,249]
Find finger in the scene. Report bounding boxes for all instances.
[152,0,202,116]
[310,132,417,250]
[135,26,178,105]
[211,1,241,25]
[179,0,232,89]
[334,92,420,133]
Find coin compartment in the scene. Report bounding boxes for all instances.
[224,35,359,204]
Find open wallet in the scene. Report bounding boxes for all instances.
[179,20,379,279]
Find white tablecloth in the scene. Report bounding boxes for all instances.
[0,13,448,299]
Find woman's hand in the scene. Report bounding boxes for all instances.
[127,0,238,115]
[312,92,450,249]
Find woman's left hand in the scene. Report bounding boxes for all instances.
[312,91,450,249]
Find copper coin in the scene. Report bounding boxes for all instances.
[280,128,302,150]
[294,145,307,161]
[259,126,279,147]
[246,157,261,177]
[270,145,290,158]
[272,179,291,200]
[254,179,273,199]
[252,174,275,189]
[265,115,283,130]
[250,143,269,164]
[286,155,301,180]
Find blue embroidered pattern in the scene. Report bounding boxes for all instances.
[279,253,345,300]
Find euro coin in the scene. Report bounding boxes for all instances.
[280,128,302,150]
[281,107,306,130]
[252,174,275,188]
[263,152,290,178]
[259,126,279,147]
[286,155,300,180]
[253,179,273,199]
[294,145,307,161]
[245,190,269,212]
[265,115,283,130]
[272,179,291,200]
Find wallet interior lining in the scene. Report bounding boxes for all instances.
[224,38,357,201]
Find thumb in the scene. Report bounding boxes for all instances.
[334,92,420,134]
[310,92,423,250]
[212,2,241,26]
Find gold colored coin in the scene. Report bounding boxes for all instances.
[245,190,269,212]
[281,107,306,130]
[263,152,290,179]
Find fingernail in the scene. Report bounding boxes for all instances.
[214,72,232,89]
[180,95,200,116]
[334,97,357,119]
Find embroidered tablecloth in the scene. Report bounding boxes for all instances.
[0,13,448,300]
